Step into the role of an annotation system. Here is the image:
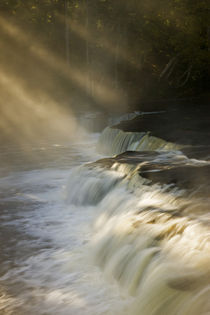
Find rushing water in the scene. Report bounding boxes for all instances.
[0,134,210,315]
[0,135,131,315]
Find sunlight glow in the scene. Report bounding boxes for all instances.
[0,16,128,114]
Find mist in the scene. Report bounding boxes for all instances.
[0,0,208,145]
[0,2,209,314]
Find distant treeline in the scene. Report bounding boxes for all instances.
[0,0,209,111]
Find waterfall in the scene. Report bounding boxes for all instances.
[97,126,181,155]
[65,152,210,315]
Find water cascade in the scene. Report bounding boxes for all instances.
[97,126,181,155]
[1,133,209,314]
[65,150,210,315]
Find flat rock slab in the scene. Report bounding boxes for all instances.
[91,151,210,194]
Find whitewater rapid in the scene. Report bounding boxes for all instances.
[66,150,210,315]
[0,136,132,315]
[0,133,210,314]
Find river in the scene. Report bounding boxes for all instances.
[0,135,131,315]
[0,132,210,315]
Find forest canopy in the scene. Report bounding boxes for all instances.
[0,0,209,112]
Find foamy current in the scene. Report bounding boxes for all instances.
[0,134,210,315]
[0,136,131,315]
